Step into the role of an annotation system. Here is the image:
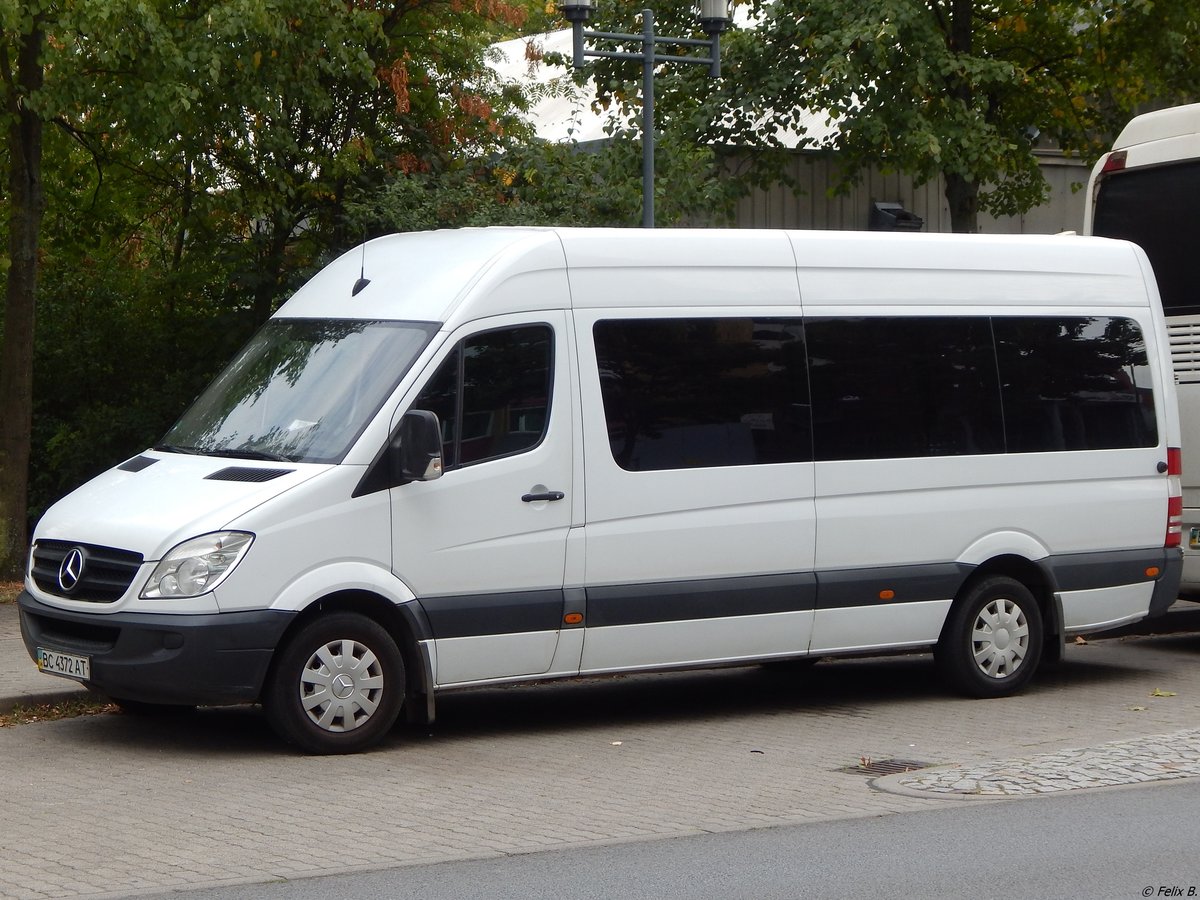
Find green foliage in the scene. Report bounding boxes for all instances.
[3,0,734,526]
[1090,0,1200,111]
[38,0,533,319]
[27,155,254,518]
[345,132,737,233]
[707,0,1085,227]
[2,0,560,526]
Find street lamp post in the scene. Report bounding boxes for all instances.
[558,0,733,228]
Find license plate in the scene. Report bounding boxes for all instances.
[1191,527,1200,550]
[36,648,90,682]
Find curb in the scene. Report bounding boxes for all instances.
[0,686,91,716]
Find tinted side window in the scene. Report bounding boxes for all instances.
[593,318,811,471]
[806,317,1004,461]
[412,325,553,469]
[413,348,460,468]
[1094,163,1200,317]
[994,316,1157,451]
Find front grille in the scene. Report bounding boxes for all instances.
[31,540,144,603]
[26,612,119,653]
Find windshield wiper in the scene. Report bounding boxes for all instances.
[156,443,293,462]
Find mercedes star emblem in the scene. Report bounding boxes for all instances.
[58,547,86,593]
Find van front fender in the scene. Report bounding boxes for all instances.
[260,561,418,614]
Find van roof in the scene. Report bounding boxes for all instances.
[274,227,1148,325]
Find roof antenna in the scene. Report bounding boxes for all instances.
[351,239,370,297]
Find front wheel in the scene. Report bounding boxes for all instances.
[936,576,1043,698]
[263,612,405,754]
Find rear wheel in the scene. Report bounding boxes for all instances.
[936,576,1043,698]
[264,612,405,754]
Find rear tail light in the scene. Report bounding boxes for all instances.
[1167,496,1183,548]
[1167,446,1183,548]
[1101,150,1128,174]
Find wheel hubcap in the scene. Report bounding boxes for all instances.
[971,598,1029,679]
[299,638,384,732]
[331,674,356,700]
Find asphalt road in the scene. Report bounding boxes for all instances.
[157,778,1200,900]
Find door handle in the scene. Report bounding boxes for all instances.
[521,490,565,502]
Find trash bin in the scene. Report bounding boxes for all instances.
[869,201,924,232]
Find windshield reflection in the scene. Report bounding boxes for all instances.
[161,319,437,463]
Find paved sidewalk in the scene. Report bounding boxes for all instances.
[880,728,1200,797]
[0,603,89,713]
[3,597,1200,899]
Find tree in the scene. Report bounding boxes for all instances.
[0,2,47,577]
[344,128,738,233]
[47,0,534,322]
[711,1,1067,232]
[1090,0,1200,112]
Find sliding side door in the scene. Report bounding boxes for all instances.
[575,311,818,673]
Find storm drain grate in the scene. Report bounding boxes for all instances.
[837,758,934,777]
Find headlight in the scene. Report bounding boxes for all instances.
[141,532,254,599]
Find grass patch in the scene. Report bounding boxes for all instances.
[0,696,117,727]
[0,581,21,604]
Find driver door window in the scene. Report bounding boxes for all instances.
[413,324,553,469]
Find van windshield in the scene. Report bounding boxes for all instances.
[159,319,438,463]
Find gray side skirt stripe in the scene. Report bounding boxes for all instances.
[416,548,1169,640]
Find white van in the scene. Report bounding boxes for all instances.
[18,228,1184,753]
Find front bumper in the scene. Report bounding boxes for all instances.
[18,591,296,706]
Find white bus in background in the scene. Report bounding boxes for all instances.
[1084,103,1200,592]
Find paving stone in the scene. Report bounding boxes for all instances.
[4,629,1200,897]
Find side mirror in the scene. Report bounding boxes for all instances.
[398,410,444,482]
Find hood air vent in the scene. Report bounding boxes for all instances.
[205,467,294,483]
[117,456,158,473]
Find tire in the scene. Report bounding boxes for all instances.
[263,612,405,754]
[936,576,1043,699]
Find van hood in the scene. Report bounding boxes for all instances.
[33,452,328,562]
